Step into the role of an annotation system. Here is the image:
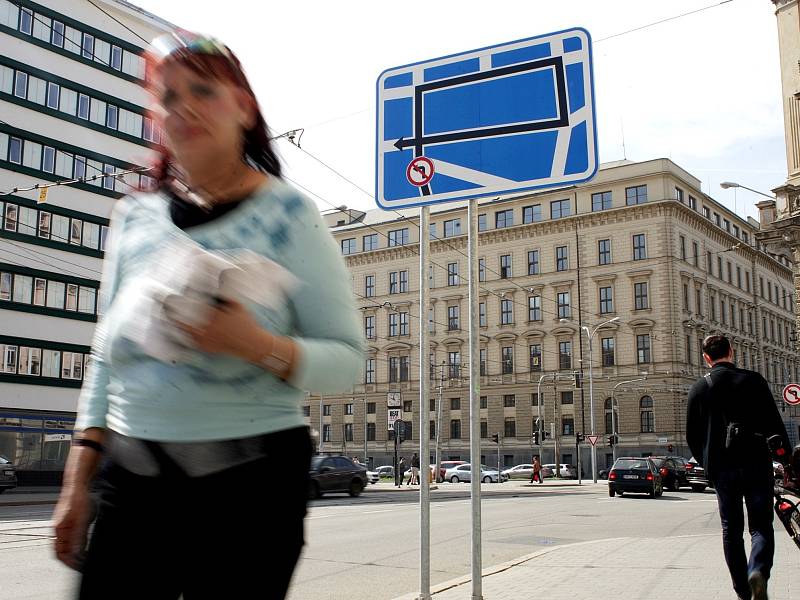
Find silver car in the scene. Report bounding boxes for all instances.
[542,463,578,478]
[0,455,17,493]
[444,463,508,483]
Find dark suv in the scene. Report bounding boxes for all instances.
[651,456,690,491]
[608,457,663,498]
[308,455,368,499]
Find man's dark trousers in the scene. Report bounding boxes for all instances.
[713,460,775,599]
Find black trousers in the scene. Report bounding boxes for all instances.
[79,427,312,600]
[713,463,775,599]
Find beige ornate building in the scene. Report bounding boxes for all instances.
[306,158,800,472]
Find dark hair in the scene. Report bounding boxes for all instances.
[702,335,731,361]
[146,40,281,194]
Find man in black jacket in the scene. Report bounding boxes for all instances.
[687,335,790,600]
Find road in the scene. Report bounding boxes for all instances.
[0,481,786,599]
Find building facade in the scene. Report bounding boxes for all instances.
[0,0,170,482]
[310,158,800,473]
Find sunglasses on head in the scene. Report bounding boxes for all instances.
[151,30,234,62]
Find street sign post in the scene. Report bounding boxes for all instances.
[783,383,800,406]
[376,28,597,600]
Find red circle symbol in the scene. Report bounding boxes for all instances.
[406,157,434,187]
[783,384,800,406]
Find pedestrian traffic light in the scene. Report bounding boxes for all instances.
[491,433,499,444]
[532,431,540,445]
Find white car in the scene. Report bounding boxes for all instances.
[444,463,508,483]
[365,470,380,484]
[542,463,578,478]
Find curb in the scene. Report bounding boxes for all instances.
[0,499,58,507]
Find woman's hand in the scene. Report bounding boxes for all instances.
[177,299,269,361]
[53,484,92,570]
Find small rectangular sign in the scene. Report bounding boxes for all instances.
[387,391,402,408]
[388,408,401,430]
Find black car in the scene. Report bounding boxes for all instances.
[651,456,690,491]
[308,455,368,499]
[686,457,711,493]
[608,457,663,498]
[0,455,17,494]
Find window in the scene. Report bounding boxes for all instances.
[601,337,615,367]
[12,274,32,303]
[551,198,570,219]
[559,341,572,370]
[675,187,684,203]
[556,246,569,271]
[343,423,353,442]
[448,352,460,379]
[322,425,331,442]
[696,289,702,316]
[448,305,460,330]
[447,262,459,286]
[364,316,375,339]
[727,261,732,284]
[78,287,95,313]
[479,302,487,327]
[528,296,541,321]
[399,270,408,293]
[389,271,398,294]
[599,286,613,314]
[365,359,375,384]
[8,136,22,164]
[101,164,115,191]
[480,348,487,376]
[557,291,570,319]
[723,219,730,233]
[562,418,574,436]
[561,391,574,405]
[480,421,488,438]
[77,94,90,120]
[710,293,717,321]
[362,234,378,251]
[501,299,513,324]
[340,238,356,255]
[389,313,399,337]
[598,239,611,265]
[702,206,710,219]
[478,214,487,231]
[365,275,375,298]
[61,352,84,380]
[736,267,742,289]
[478,258,486,282]
[637,334,651,364]
[504,418,516,438]
[389,357,400,382]
[625,185,647,205]
[692,242,699,267]
[48,281,65,309]
[2,344,17,373]
[495,209,513,228]
[429,421,436,440]
[46,82,60,109]
[444,219,461,237]
[388,228,409,246]
[527,250,540,275]
[50,20,65,47]
[0,273,10,301]
[19,346,41,375]
[450,420,461,439]
[523,205,542,223]
[680,235,686,261]
[322,404,332,417]
[500,254,512,278]
[592,191,612,211]
[640,396,655,432]
[399,356,409,381]
[480,396,488,409]
[682,284,690,311]
[399,312,409,336]
[529,344,542,371]
[688,196,697,210]
[104,103,119,129]
[733,224,740,239]
[714,212,721,227]
[632,234,647,260]
[634,282,649,310]
[42,146,55,173]
[429,223,436,240]
[502,347,514,374]
[19,8,33,34]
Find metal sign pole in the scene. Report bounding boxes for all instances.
[468,198,483,600]
[419,206,432,600]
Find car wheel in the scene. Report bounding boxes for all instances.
[450,476,460,483]
[608,488,615,497]
[691,484,706,493]
[617,491,623,497]
[308,481,321,500]
[349,479,364,497]
[482,476,491,483]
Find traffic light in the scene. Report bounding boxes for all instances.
[576,433,585,444]
[491,433,500,444]
[607,434,617,446]
[667,444,674,453]
[532,431,540,445]
[396,420,406,443]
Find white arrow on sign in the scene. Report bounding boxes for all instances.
[586,435,599,447]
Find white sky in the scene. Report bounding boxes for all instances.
[131,0,788,221]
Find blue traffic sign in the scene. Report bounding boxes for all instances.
[375,28,598,210]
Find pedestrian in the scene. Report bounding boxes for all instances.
[411,452,420,485]
[398,457,406,486]
[353,456,360,465]
[52,30,364,600]
[687,335,790,600]
[531,456,543,484]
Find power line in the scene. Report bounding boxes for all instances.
[83,0,151,46]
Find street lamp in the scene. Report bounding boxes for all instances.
[610,375,647,464]
[563,316,620,482]
[720,181,774,199]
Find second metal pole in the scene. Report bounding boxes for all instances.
[419,206,431,600]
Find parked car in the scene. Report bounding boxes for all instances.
[436,460,467,483]
[650,456,690,491]
[308,455,369,499]
[0,455,16,494]
[365,470,380,484]
[686,457,711,493]
[444,463,508,483]
[608,457,663,498]
[374,465,395,479]
[501,464,553,480]
[542,463,578,479]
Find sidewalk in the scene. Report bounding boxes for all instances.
[0,486,61,507]
[366,479,601,493]
[393,530,799,600]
